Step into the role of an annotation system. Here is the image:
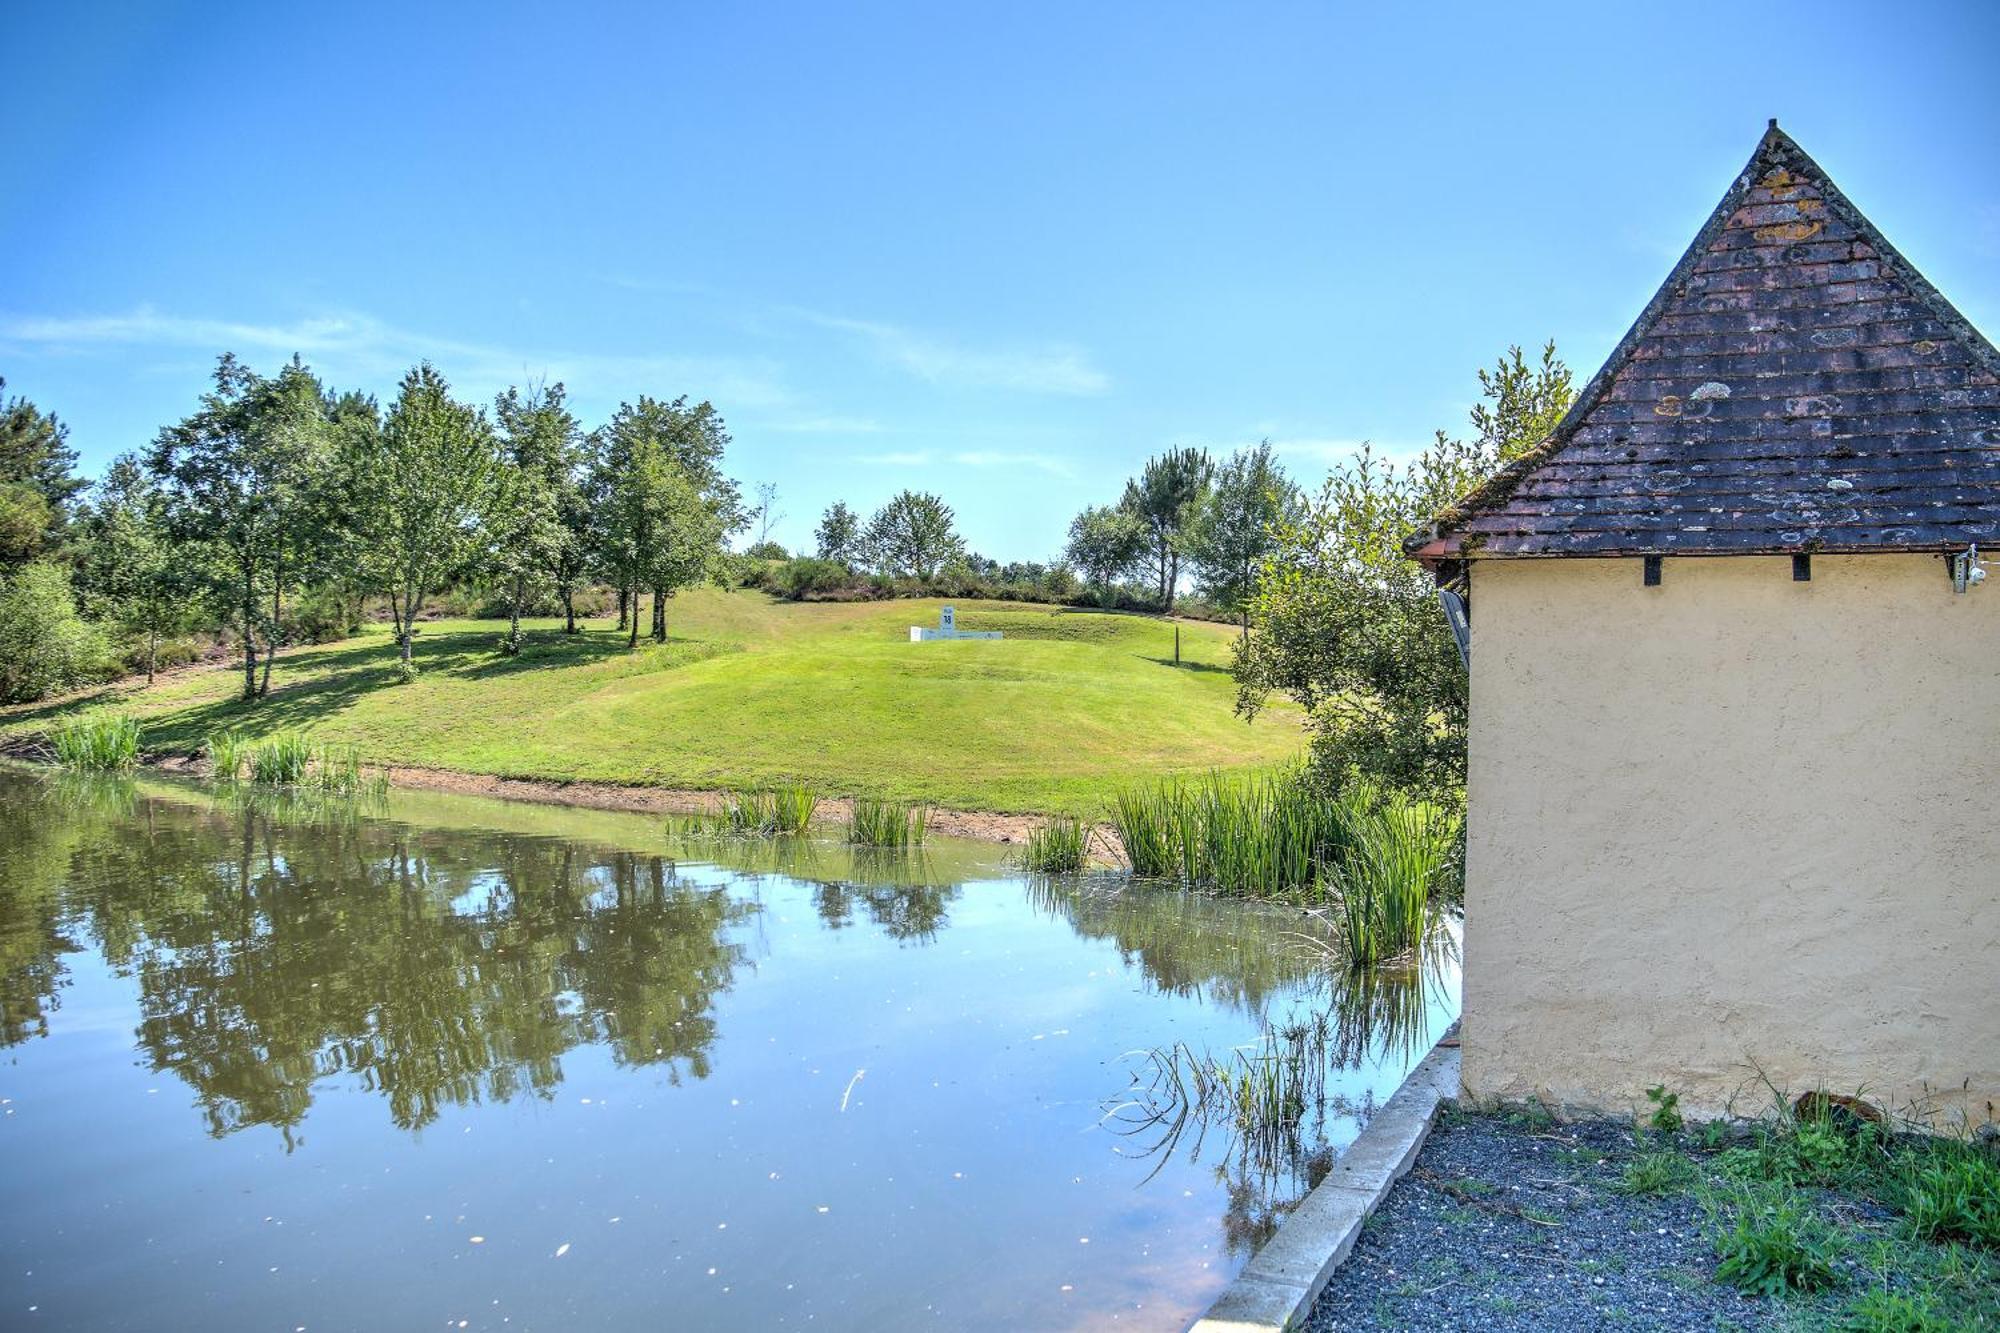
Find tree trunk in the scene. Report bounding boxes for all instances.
[627,587,639,649]
[241,577,258,702]
[651,586,666,642]
[504,574,524,655]
[146,629,158,685]
[616,585,628,632]
[561,584,577,635]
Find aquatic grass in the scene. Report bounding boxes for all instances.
[716,784,820,836]
[304,742,388,798]
[204,729,250,782]
[1022,817,1089,873]
[1327,792,1461,965]
[248,732,314,785]
[849,797,929,848]
[1112,770,1349,898]
[49,714,141,770]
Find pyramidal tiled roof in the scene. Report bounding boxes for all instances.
[1412,123,2000,561]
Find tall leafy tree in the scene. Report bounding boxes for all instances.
[1234,343,1573,798]
[864,491,963,580]
[349,364,502,677]
[1186,441,1300,632]
[593,395,742,637]
[146,354,330,700]
[74,456,193,684]
[1063,504,1147,591]
[492,381,582,654]
[1120,446,1212,605]
[814,501,861,566]
[0,377,84,568]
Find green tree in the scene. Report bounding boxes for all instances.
[592,395,744,632]
[491,381,582,654]
[74,456,194,684]
[1063,503,1147,592]
[0,561,112,703]
[1120,446,1213,605]
[1234,343,1573,798]
[864,490,963,580]
[146,354,331,700]
[1186,440,1300,632]
[349,364,502,677]
[602,438,726,647]
[0,377,84,568]
[815,501,861,566]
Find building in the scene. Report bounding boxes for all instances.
[1408,123,1999,1125]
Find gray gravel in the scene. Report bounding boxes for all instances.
[1303,1110,1840,1331]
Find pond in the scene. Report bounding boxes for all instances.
[0,767,1459,1331]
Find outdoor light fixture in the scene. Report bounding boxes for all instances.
[1950,544,1986,594]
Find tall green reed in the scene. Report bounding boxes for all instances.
[1326,793,1460,965]
[49,715,141,771]
[719,784,820,835]
[204,729,249,782]
[1113,770,1348,898]
[1022,817,1089,873]
[849,797,929,848]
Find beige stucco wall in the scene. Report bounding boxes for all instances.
[1463,553,1998,1127]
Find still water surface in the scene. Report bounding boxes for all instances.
[0,768,1457,1331]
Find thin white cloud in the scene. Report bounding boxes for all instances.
[0,304,792,410]
[851,450,935,466]
[757,414,885,434]
[793,309,1109,396]
[950,450,1076,478]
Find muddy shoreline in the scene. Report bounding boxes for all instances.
[11,744,1127,859]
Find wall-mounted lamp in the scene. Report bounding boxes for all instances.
[1950,544,1986,594]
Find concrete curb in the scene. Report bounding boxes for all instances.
[1188,1037,1462,1333]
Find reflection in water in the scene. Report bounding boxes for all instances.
[2,771,754,1140]
[0,765,1460,1333]
[1102,913,1461,1257]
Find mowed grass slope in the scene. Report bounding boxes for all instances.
[0,591,1304,815]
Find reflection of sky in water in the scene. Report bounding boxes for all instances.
[0,769,1458,1332]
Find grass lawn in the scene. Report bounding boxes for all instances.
[0,591,1305,815]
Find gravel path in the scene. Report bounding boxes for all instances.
[1303,1110,1844,1331]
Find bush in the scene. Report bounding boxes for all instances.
[774,557,853,601]
[286,585,364,644]
[0,562,116,703]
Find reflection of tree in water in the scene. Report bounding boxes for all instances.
[810,879,956,942]
[0,771,755,1143]
[1027,876,1324,1015]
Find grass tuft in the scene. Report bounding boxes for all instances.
[1022,817,1089,873]
[1903,1155,2000,1249]
[849,797,929,848]
[50,715,141,770]
[1328,791,1461,964]
[718,785,820,836]
[204,729,249,782]
[1706,1181,1845,1296]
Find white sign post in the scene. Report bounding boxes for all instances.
[910,604,1003,642]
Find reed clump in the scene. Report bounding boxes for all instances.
[1326,793,1460,965]
[849,797,929,848]
[206,730,384,796]
[50,715,142,771]
[719,784,820,835]
[1112,771,1346,898]
[1022,817,1089,873]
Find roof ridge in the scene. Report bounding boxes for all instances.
[1407,124,2000,558]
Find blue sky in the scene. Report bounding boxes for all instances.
[4,1,1997,562]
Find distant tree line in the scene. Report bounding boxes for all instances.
[0,355,745,703]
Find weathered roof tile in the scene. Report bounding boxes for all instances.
[1412,124,2000,561]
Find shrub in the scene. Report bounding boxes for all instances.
[286,585,364,644]
[1023,818,1089,873]
[50,714,141,770]
[1707,1182,1844,1296]
[1645,1084,1685,1134]
[0,562,116,703]
[773,557,855,601]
